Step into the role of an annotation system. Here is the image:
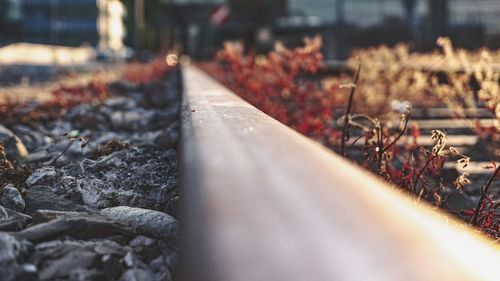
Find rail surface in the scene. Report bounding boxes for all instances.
[178,65,500,281]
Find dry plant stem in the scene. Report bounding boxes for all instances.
[376,125,384,174]
[348,134,364,151]
[412,154,437,194]
[340,64,361,156]
[383,114,410,151]
[470,165,500,226]
[377,112,410,174]
[49,139,75,165]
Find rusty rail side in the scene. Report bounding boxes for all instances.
[178,65,500,281]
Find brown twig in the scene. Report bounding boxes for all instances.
[412,153,437,195]
[383,110,411,151]
[375,110,411,175]
[470,164,500,226]
[49,139,76,165]
[348,134,365,151]
[340,63,361,156]
[376,124,384,174]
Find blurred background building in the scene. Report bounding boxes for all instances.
[157,0,500,59]
[0,0,499,59]
[0,0,22,44]
[0,0,125,52]
[288,0,500,52]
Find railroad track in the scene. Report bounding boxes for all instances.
[177,66,500,281]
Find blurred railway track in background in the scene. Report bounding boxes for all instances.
[319,59,500,76]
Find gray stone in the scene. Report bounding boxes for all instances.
[67,104,108,130]
[110,109,158,131]
[149,256,164,271]
[24,185,87,215]
[16,263,38,281]
[142,82,171,108]
[0,214,31,232]
[1,184,25,211]
[0,233,33,281]
[0,205,8,218]
[87,132,122,148]
[31,209,96,224]
[93,240,129,256]
[60,147,177,210]
[67,269,107,281]
[22,263,38,280]
[25,166,57,187]
[129,131,160,147]
[154,270,173,281]
[103,97,138,110]
[100,206,177,240]
[33,239,127,258]
[102,254,124,279]
[41,138,88,163]
[38,250,98,280]
[78,177,121,209]
[0,124,29,162]
[27,150,51,163]
[153,124,178,149]
[150,254,177,273]
[29,238,132,280]
[53,176,83,203]
[33,240,63,251]
[150,256,173,281]
[0,207,31,231]
[4,207,32,220]
[111,111,141,129]
[123,251,138,268]
[119,269,154,281]
[12,125,48,152]
[22,263,37,274]
[129,235,155,248]
[46,120,73,137]
[17,217,134,242]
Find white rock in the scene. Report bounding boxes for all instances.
[26,166,56,187]
[1,184,25,211]
[100,206,177,240]
[0,125,29,162]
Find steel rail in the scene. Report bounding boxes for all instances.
[177,65,500,281]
